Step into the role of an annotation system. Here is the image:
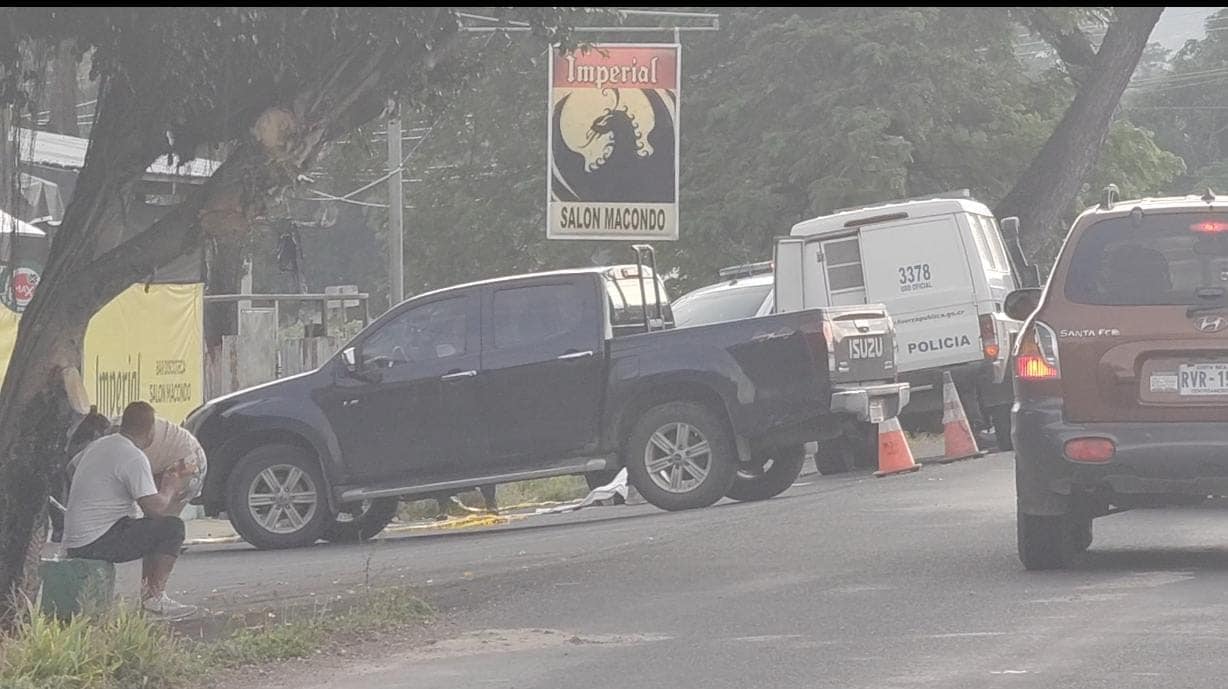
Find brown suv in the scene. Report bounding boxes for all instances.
[1006,188,1228,570]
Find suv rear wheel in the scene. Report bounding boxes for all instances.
[625,401,737,511]
[227,444,331,550]
[1017,510,1087,570]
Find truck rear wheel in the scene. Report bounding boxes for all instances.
[322,497,399,543]
[726,445,805,502]
[814,424,876,475]
[625,401,737,511]
[226,444,330,550]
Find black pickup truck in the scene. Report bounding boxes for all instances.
[186,264,907,549]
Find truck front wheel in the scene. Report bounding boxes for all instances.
[726,445,805,502]
[226,444,331,550]
[625,401,737,511]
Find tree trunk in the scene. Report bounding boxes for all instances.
[0,26,449,627]
[994,7,1163,247]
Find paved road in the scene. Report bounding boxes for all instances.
[153,454,1228,689]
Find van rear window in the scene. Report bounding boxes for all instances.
[1064,214,1228,306]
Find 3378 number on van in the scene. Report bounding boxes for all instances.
[898,263,932,292]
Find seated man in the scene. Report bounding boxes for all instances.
[62,401,196,619]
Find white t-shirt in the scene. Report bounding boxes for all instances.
[63,434,158,550]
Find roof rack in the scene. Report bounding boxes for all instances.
[832,189,972,215]
[717,260,773,280]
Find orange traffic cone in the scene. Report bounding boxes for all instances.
[936,371,982,464]
[874,416,921,477]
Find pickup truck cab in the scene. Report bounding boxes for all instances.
[187,264,908,549]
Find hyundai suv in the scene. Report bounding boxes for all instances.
[1006,188,1228,570]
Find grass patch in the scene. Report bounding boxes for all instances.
[200,587,434,669]
[397,475,589,523]
[1,587,434,688]
[0,603,193,689]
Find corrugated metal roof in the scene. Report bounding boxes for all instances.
[16,128,218,180]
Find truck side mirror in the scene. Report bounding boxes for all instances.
[342,346,358,370]
[998,216,1042,288]
[1004,288,1042,322]
[1000,216,1020,240]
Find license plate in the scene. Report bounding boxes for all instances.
[1177,363,1228,396]
[849,336,884,360]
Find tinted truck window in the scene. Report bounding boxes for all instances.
[1064,215,1228,306]
[493,283,585,349]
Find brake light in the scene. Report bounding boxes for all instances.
[1015,321,1060,380]
[1191,219,1228,234]
[1064,438,1115,463]
[822,321,837,373]
[979,314,999,360]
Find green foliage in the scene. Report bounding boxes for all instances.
[294,7,1183,300]
[203,622,325,669]
[1082,120,1186,206]
[1128,9,1228,196]
[0,603,191,689]
[200,587,434,669]
[1,8,579,158]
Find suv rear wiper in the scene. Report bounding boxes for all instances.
[1187,302,1228,317]
[1186,287,1228,317]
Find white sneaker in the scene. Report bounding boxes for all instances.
[142,593,197,620]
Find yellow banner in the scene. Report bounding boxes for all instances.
[83,284,203,423]
[0,284,204,423]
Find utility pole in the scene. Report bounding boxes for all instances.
[386,101,404,306]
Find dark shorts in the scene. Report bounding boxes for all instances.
[67,516,185,562]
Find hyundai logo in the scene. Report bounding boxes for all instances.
[1196,315,1228,333]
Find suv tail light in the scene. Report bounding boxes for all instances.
[1015,321,1060,381]
[1064,437,1115,463]
[979,314,999,360]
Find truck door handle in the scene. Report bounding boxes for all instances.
[557,350,594,361]
[440,370,477,381]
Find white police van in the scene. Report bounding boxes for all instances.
[770,191,1038,448]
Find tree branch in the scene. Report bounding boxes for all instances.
[1025,9,1099,84]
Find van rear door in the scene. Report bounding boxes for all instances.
[859,215,981,373]
[774,234,866,309]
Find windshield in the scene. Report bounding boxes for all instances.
[673,282,772,327]
[1065,214,1228,306]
